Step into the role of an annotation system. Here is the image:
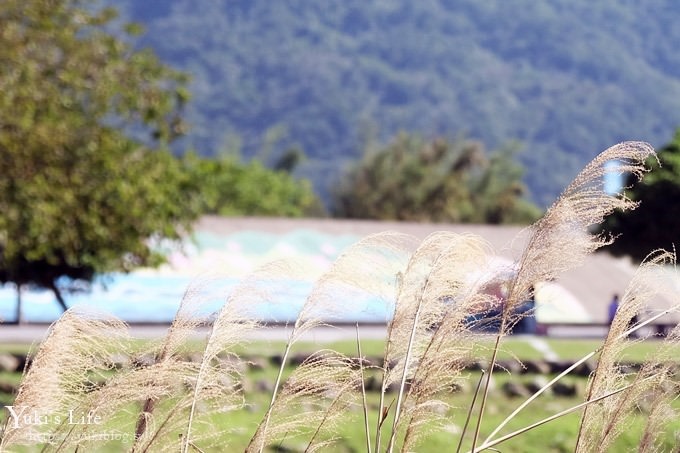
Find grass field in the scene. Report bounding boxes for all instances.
[1,335,678,451]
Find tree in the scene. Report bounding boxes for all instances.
[333,133,541,224]
[183,152,325,217]
[599,130,680,262]
[0,0,199,318]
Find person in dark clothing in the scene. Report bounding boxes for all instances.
[607,293,619,326]
[514,286,537,334]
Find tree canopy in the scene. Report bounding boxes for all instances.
[0,0,199,314]
[333,133,541,224]
[183,152,324,217]
[599,130,680,262]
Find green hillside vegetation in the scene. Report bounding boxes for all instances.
[335,133,541,223]
[114,0,680,206]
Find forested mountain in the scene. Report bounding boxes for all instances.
[113,0,680,206]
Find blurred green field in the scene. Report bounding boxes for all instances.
[1,336,679,451]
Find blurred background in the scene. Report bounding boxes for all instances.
[1,0,679,327]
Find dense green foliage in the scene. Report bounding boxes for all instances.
[0,0,198,312]
[184,153,324,217]
[0,0,330,315]
[599,130,680,262]
[335,134,541,224]
[114,0,680,206]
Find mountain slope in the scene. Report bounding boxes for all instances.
[114,0,680,206]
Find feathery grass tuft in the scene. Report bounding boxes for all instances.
[471,141,656,450]
[248,232,416,452]
[0,307,129,450]
[575,250,679,452]
[380,232,494,451]
[247,350,360,452]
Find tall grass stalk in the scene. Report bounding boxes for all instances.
[471,141,655,449]
[248,233,415,451]
[456,370,486,453]
[375,232,490,451]
[356,324,372,453]
[575,250,678,452]
[180,267,271,452]
[484,253,680,446]
[471,379,649,453]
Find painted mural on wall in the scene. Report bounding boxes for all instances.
[0,227,592,324]
[0,229,360,323]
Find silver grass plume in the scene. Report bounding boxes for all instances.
[507,141,656,314]
[471,141,656,450]
[0,307,129,450]
[247,350,360,452]
[637,322,680,453]
[133,263,309,453]
[31,275,227,452]
[400,249,502,451]
[576,250,680,453]
[130,273,227,450]
[376,232,463,451]
[37,269,266,452]
[379,233,473,391]
[248,232,417,453]
[381,232,493,451]
[292,231,419,343]
[179,261,310,453]
[384,232,488,377]
[477,253,680,453]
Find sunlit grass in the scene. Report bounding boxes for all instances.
[2,336,678,451]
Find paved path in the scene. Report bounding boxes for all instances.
[0,323,390,344]
[526,336,559,361]
[1,322,629,345]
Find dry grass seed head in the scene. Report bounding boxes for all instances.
[144,263,309,452]
[636,330,680,453]
[576,250,678,453]
[385,232,491,386]
[122,267,286,452]
[507,141,655,312]
[247,350,360,451]
[399,292,496,451]
[202,260,310,361]
[177,262,311,452]
[154,272,232,362]
[248,233,416,453]
[0,308,129,448]
[383,233,495,451]
[293,231,418,342]
[632,262,680,453]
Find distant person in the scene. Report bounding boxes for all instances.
[514,286,537,334]
[607,293,619,326]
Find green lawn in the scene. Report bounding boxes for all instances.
[171,371,680,452]
[1,336,679,451]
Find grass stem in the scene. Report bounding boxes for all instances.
[356,324,372,453]
[456,369,486,453]
[472,381,642,453]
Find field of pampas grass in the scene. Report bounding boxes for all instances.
[2,141,680,452]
